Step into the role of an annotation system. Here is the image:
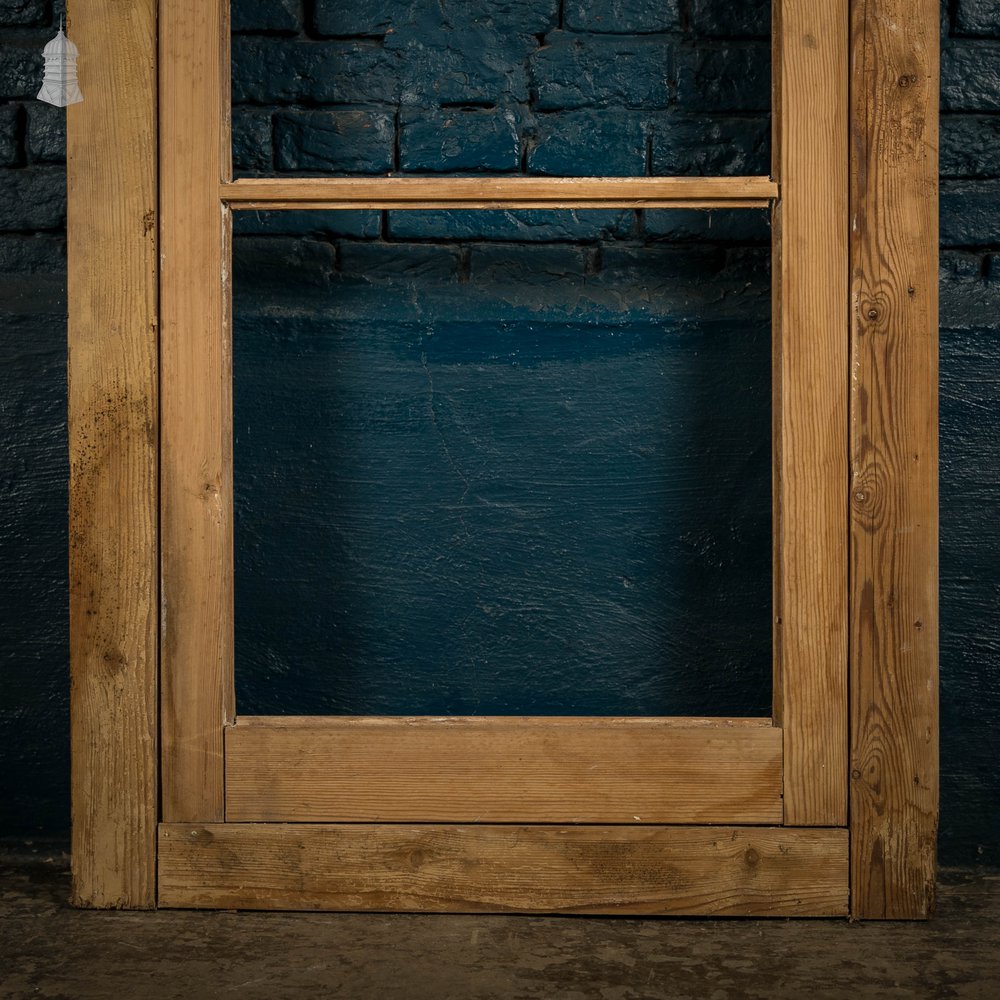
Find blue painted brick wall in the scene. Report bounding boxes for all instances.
[0,1,998,866]
[231,0,769,177]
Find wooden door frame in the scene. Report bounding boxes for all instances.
[67,0,939,918]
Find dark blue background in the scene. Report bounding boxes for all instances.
[0,0,997,865]
[232,232,772,717]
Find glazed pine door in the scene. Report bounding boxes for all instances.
[153,0,852,915]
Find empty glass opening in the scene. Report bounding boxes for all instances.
[230,0,772,179]
[232,207,773,715]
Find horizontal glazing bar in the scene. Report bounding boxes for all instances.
[221,176,778,210]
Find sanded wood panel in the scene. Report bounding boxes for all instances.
[225,717,783,824]
[158,823,849,916]
[159,0,234,821]
[67,0,158,909]
[222,175,778,209]
[849,0,939,919]
[772,0,849,826]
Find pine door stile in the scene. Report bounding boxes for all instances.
[772,0,850,827]
[160,0,234,822]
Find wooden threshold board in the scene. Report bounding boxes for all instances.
[158,823,848,916]
[225,717,783,825]
[221,175,778,210]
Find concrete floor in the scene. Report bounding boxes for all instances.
[1,843,998,1000]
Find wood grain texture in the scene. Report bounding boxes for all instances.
[772,0,850,826]
[225,717,783,824]
[222,176,778,210]
[849,0,939,919]
[158,823,849,916]
[159,0,234,821]
[66,0,158,909]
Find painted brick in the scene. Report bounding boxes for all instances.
[0,267,64,318]
[940,251,1000,330]
[275,109,395,173]
[313,0,397,36]
[482,0,560,34]
[0,38,42,99]
[644,208,770,243]
[232,31,534,108]
[942,43,1000,111]
[0,104,19,166]
[0,1,45,26]
[956,0,1000,35]
[233,237,337,297]
[232,108,274,173]
[0,166,64,230]
[675,43,771,112]
[315,2,537,104]
[338,241,460,281]
[595,245,770,315]
[689,0,770,37]
[231,0,301,34]
[400,107,520,172]
[234,0,300,34]
[941,115,1000,177]
[26,103,63,163]
[383,9,533,107]
[528,110,646,176]
[940,179,1000,245]
[470,243,588,282]
[388,209,635,241]
[531,31,672,110]
[0,233,65,272]
[314,0,559,38]
[651,115,770,176]
[232,38,398,104]
[233,210,381,238]
[563,0,681,34]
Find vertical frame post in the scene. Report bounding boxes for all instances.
[849,0,940,919]
[159,0,234,821]
[772,0,850,826]
[67,0,159,907]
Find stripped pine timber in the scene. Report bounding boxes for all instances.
[159,0,234,821]
[158,823,849,916]
[849,0,939,919]
[231,199,771,211]
[225,717,783,824]
[771,0,849,826]
[67,0,158,909]
[221,176,777,210]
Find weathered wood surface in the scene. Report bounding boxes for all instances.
[67,0,158,909]
[771,0,849,826]
[159,0,234,821]
[222,176,778,210]
[225,717,783,824]
[158,823,849,916]
[849,0,940,919]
